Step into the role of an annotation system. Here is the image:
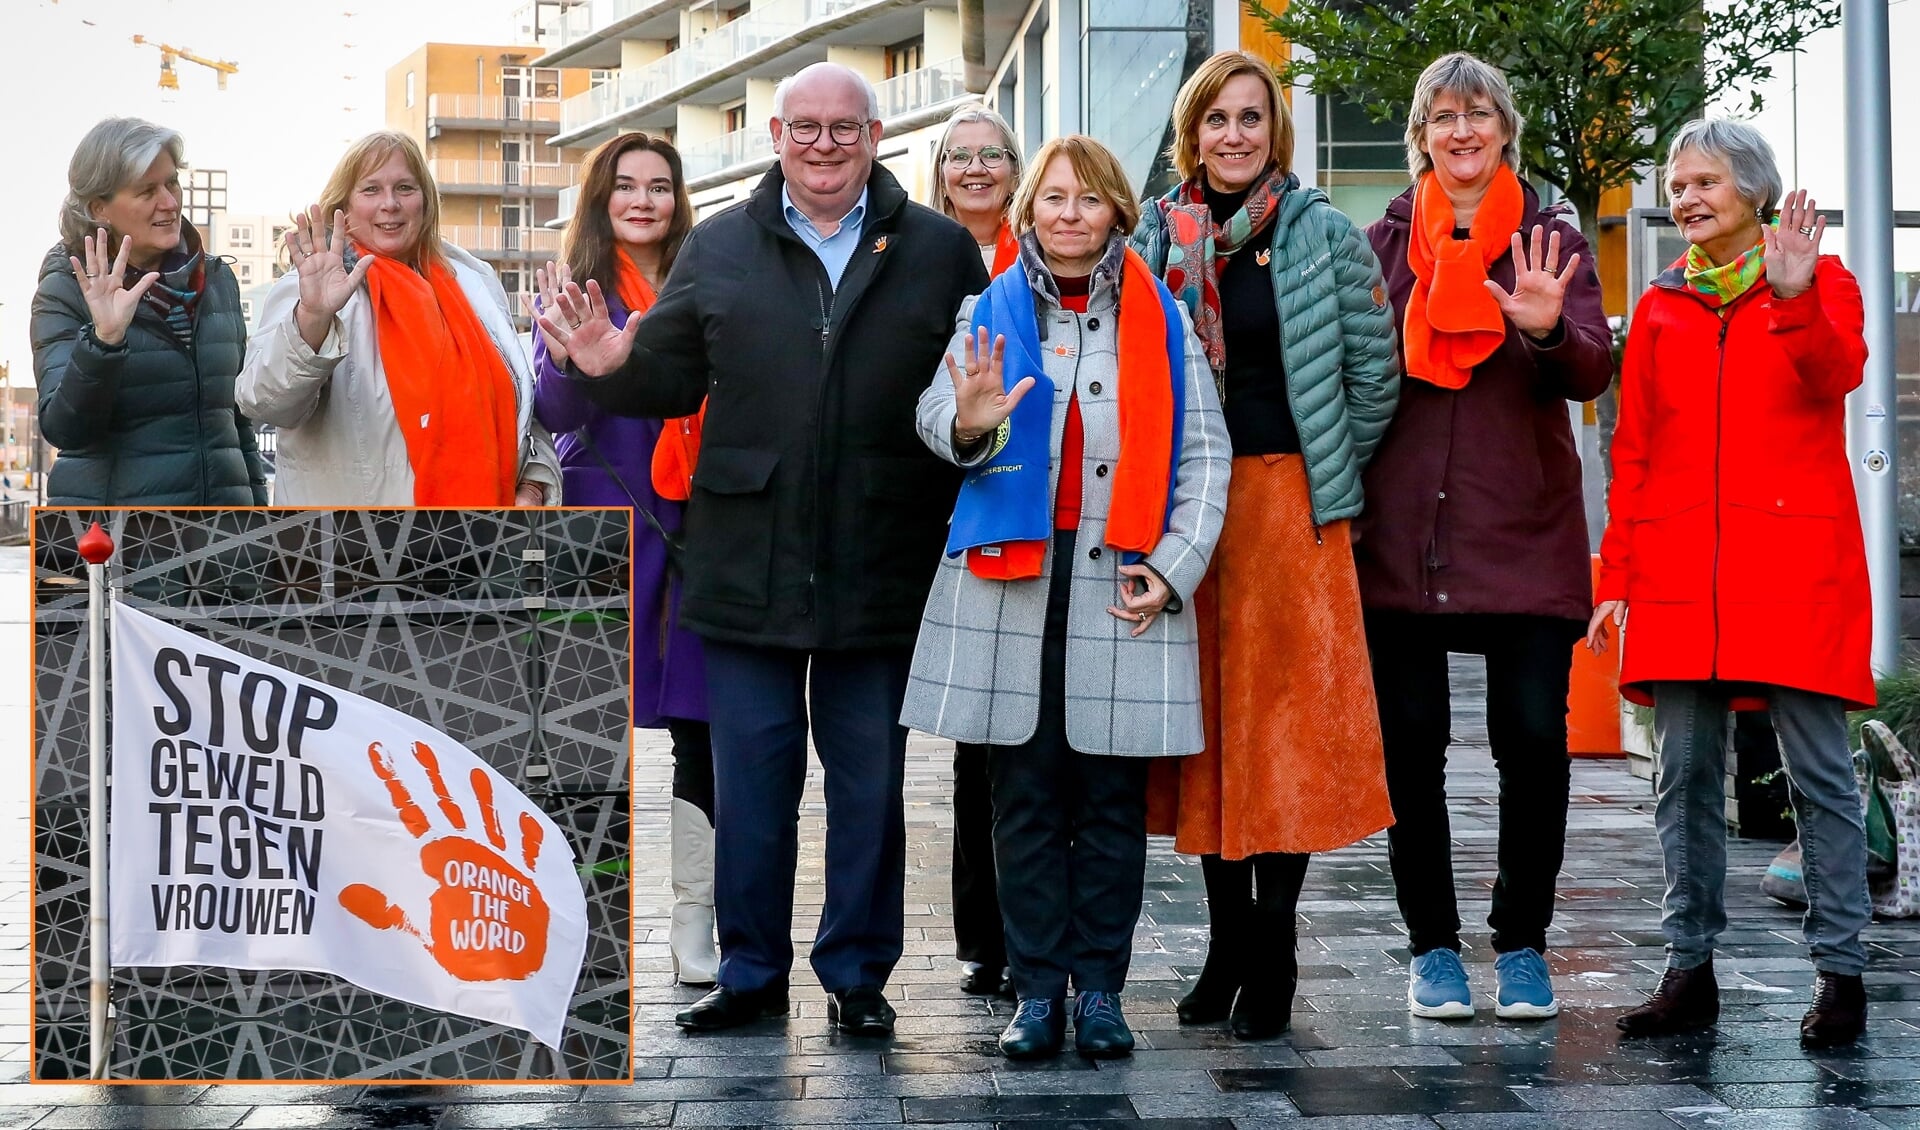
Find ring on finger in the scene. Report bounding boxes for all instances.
[1137,611,1148,622]
[1799,226,1815,237]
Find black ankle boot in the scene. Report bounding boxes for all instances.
[1616,958,1719,1036]
[1801,971,1867,1048]
[1230,906,1297,1039]
[1177,944,1242,1025]
[1178,855,1253,1025]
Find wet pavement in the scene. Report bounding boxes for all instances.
[7,539,1920,1125]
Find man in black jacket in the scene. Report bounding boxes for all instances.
[541,62,989,1034]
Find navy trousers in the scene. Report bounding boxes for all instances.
[703,642,911,994]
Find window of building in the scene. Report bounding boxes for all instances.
[237,262,253,284]
[719,4,747,24]
[665,35,680,53]
[1314,97,1409,221]
[182,168,227,229]
[405,70,416,108]
[590,69,615,89]
[886,36,924,78]
[534,67,561,99]
[724,101,748,134]
[228,225,252,249]
[1082,0,1212,197]
[240,299,253,322]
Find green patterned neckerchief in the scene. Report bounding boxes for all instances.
[1682,220,1774,309]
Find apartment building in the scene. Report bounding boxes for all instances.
[385,42,595,325]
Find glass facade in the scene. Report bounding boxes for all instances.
[1083,0,1211,198]
[1315,97,1408,225]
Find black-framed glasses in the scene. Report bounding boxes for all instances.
[1422,108,1500,131]
[783,118,868,146]
[944,145,1012,169]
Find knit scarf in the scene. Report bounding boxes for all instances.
[1682,224,1771,308]
[362,253,519,505]
[989,220,1020,278]
[945,240,1186,581]
[1403,165,1525,389]
[1156,165,1292,374]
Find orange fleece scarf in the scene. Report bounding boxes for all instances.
[1403,165,1524,389]
[961,245,1180,580]
[362,254,518,505]
[990,221,1020,278]
[618,254,706,501]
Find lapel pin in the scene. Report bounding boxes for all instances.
[1255,248,1271,267]
[872,236,889,254]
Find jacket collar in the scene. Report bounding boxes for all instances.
[1020,230,1127,311]
[748,162,908,237]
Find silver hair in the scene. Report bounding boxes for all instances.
[772,62,880,123]
[1404,52,1524,181]
[927,103,1023,221]
[59,117,185,252]
[1666,118,1785,222]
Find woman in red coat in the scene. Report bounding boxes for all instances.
[1590,118,1873,1049]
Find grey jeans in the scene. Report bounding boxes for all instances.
[1651,681,1870,976]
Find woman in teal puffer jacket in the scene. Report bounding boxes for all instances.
[31,117,268,506]
[1132,50,1399,1041]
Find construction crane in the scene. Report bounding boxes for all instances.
[130,35,239,91]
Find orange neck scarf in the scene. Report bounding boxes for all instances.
[619,250,708,502]
[362,254,518,504]
[1403,165,1524,389]
[990,221,1020,278]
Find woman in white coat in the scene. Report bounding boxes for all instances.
[239,131,559,505]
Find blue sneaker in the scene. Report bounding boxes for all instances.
[1408,948,1474,1019]
[1494,948,1560,1020]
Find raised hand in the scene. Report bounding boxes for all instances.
[521,260,574,366]
[68,229,159,347]
[1765,189,1825,299]
[945,326,1033,446]
[536,278,639,378]
[1486,225,1582,340]
[286,204,374,350]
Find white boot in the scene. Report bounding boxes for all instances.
[669,797,720,986]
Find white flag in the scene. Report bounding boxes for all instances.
[107,602,590,1051]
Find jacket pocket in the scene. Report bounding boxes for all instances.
[686,446,780,608]
[860,456,955,611]
[1626,497,1712,603]
[1719,487,1840,605]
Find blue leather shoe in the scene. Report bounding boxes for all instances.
[999,997,1066,1060]
[1072,991,1135,1058]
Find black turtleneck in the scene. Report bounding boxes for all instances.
[1202,181,1298,456]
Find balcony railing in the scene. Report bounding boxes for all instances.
[680,127,777,181]
[874,54,965,120]
[556,185,582,222]
[428,160,580,191]
[540,0,648,52]
[427,95,564,126]
[559,0,875,135]
[442,226,564,255]
[513,0,595,48]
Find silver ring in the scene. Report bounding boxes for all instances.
[85,273,98,279]
[1137,611,1147,622]
[1799,226,1814,237]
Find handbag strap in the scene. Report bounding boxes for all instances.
[573,426,683,554]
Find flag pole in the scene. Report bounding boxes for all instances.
[77,521,115,1079]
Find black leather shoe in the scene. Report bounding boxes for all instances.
[1617,958,1718,1036]
[960,961,1012,997]
[999,997,1066,1059]
[1801,971,1867,1048]
[827,984,897,1035]
[1231,945,1296,1040]
[1072,991,1135,1058]
[675,984,789,1031]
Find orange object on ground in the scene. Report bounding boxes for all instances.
[1146,454,1393,858]
[1567,553,1624,757]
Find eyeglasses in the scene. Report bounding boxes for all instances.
[943,145,1012,169]
[1423,108,1500,131]
[783,119,868,146]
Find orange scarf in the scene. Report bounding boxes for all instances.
[617,254,706,501]
[989,221,1020,278]
[363,254,518,504]
[963,246,1178,580]
[1403,165,1524,389]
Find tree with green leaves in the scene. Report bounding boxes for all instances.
[1257,0,1840,253]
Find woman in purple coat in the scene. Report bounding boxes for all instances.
[527,132,715,984]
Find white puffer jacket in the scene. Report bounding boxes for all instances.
[237,242,560,505]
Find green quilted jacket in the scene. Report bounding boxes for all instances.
[1132,179,1399,525]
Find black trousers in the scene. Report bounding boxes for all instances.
[666,717,715,822]
[963,530,1151,999]
[952,744,1005,966]
[1364,611,1583,957]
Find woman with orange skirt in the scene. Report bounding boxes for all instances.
[1132,51,1399,1039]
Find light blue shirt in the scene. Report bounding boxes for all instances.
[782,185,868,291]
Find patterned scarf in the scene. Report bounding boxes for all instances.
[123,235,205,348]
[1156,165,1293,373]
[1682,222,1772,309]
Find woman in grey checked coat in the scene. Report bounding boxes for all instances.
[901,135,1232,1062]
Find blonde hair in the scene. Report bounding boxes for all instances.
[1169,52,1294,183]
[316,131,443,271]
[927,104,1023,221]
[1404,52,1524,181]
[1009,135,1141,237]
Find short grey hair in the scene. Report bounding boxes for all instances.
[1404,52,1524,181]
[1666,118,1784,222]
[927,103,1023,221]
[59,117,185,252]
[772,62,880,122]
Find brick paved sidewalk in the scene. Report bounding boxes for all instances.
[7,539,1920,1126]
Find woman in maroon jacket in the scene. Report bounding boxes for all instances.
[1357,52,1612,1022]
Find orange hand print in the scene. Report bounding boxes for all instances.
[338,740,552,981]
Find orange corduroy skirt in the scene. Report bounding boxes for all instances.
[1146,454,1394,859]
